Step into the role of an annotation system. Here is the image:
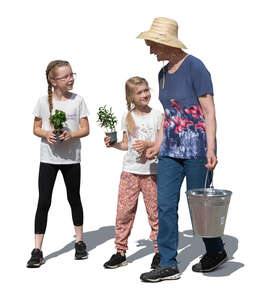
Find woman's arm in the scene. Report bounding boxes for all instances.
[198,94,217,169]
[146,115,165,159]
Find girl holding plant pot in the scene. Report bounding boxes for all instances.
[97,105,118,144]
[27,60,90,268]
[103,76,163,269]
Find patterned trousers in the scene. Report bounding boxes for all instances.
[115,171,159,253]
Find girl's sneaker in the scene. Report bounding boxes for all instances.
[75,241,88,260]
[151,253,161,269]
[104,252,128,269]
[27,249,44,268]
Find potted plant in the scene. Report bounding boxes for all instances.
[97,105,118,144]
[50,109,67,143]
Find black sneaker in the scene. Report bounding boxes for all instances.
[151,253,160,269]
[103,252,127,269]
[140,266,180,282]
[27,249,44,268]
[192,250,228,272]
[75,241,88,260]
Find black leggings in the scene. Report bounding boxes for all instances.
[35,162,83,234]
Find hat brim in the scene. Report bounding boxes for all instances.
[137,31,187,49]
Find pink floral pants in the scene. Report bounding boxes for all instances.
[115,171,159,253]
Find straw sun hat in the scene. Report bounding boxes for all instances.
[137,17,187,49]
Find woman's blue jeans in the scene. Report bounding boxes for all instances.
[157,156,224,267]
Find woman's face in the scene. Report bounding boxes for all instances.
[145,40,170,61]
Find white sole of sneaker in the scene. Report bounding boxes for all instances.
[104,261,128,269]
[143,273,181,282]
[74,255,88,260]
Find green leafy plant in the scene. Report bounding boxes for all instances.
[50,110,66,131]
[97,105,118,132]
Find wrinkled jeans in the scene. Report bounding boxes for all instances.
[157,157,224,267]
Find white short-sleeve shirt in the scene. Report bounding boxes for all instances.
[121,108,163,175]
[33,93,89,164]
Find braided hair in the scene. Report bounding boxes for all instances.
[45,60,70,117]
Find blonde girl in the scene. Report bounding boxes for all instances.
[103,77,163,269]
[27,60,90,268]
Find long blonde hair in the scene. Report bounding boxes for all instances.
[45,60,70,117]
[125,76,149,135]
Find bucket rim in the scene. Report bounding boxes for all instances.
[186,188,232,197]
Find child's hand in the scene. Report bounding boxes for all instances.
[104,136,112,147]
[46,131,56,144]
[59,130,72,142]
[132,140,147,153]
[146,145,160,159]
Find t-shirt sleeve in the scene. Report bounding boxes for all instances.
[79,97,90,118]
[121,112,127,132]
[191,59,214,97]
[33,98,42,118]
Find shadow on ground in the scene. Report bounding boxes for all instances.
[44,226,115,261]
[44,226,244,276]
[128,230,244,276]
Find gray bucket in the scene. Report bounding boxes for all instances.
[186,171,232,238]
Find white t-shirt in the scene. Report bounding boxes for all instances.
[33,93,89,164]
[121,108,163,175]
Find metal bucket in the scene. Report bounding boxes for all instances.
[186,171,232,237]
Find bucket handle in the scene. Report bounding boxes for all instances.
[204,169,214,189]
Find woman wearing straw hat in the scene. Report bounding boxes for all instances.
[137,17,228,282]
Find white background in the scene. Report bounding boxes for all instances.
[1,0,266,299]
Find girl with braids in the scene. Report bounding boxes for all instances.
[103,76,163,269]
[27,60,90,268]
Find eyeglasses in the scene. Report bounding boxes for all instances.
[54,72,77,81]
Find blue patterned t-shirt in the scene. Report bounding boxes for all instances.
[158,55,214,159]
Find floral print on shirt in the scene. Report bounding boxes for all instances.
[159,99,207,159]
